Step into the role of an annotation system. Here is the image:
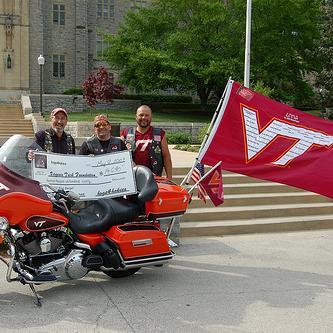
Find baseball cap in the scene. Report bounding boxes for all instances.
[94,114,110,125]
[51,108,68,118]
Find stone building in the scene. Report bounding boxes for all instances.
[0,0,149,95]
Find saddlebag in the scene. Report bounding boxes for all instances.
[145,177,190,220]
[104,223,171,259]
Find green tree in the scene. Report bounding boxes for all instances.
[251,0,321,105]
[315,1,333,108]
[103,0,320,109]
[104,0,244,110]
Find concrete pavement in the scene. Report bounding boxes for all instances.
[0,229,333,332]
[169,146,197,168]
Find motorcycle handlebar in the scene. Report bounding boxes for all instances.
[41,184,80,206]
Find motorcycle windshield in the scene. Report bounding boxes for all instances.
[0,135,50,200]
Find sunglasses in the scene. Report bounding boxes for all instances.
[94,122,110,128]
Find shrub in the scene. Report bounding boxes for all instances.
[174,144,191,150]
[63,88,83,95]
[173,144,200,152]
[82,67,124,107]
[121,93,192,103]
[166,132,192,144]
[196,124,209,144]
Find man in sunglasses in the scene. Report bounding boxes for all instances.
[79,114,126,155]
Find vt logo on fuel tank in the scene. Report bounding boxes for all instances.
[241,105,333,167]
[0,183,10,192]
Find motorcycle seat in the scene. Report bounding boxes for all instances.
[68,198,140,234]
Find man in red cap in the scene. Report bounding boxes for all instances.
[79,114,126,155]
[32,107,75,154]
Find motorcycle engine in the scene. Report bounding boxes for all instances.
[15,229,68,256]
[15,229,88,281]
[38,249,88,280]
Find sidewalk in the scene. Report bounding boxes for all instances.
[169,146,197,168]
[1,230,333,332]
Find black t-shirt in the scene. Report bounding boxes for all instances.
[79,136,127,155]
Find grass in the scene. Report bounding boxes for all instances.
[63,109,212,123]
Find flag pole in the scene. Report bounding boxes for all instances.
[166,160,222,241]
[180,79,231,186]
[244,0,252,88]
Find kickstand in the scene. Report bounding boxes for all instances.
[29,284,42,307]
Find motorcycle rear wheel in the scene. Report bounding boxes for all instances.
[103,267,140,278]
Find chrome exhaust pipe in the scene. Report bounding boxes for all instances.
[100,251,174,271]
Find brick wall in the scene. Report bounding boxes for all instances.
[29,0,144,94]
[68,122,206,139]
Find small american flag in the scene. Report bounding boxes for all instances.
[191,162,207,203]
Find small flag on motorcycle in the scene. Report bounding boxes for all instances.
[189,161,224,206]
[191,162,207,203]
[200,163,224,207]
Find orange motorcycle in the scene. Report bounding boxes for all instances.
[0,135,190,306]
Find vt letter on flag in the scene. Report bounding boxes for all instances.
[198,79,333,199]
[200,163,224,206]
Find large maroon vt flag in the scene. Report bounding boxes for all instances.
[199,80,333,198]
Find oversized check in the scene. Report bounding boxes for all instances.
[32,150,137,200]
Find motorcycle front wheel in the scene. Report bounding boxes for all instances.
[103,267,140,278]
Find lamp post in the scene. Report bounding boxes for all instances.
[37,54,45,115]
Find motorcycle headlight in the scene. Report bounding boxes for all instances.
[0,217,9,231]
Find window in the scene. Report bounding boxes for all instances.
[132,0,148,8]
[53,4,65,25]
[53,55,65,78]
[97,0,114,19]
[6,54,12,69]
[96,34,110,57]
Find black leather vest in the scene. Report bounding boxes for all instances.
[44,129,74,154]
[125,127,164,176]
[86,136,123,155]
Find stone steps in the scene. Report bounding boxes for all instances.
[0,120,34,125]
[0,131,34,137]
[173,174,266,185]
[189,192,330,208]
[0,104,34,138]
[187,182,305,195]
[181,214,333,237]
[174,167,333,237]
[183,202,333,221]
